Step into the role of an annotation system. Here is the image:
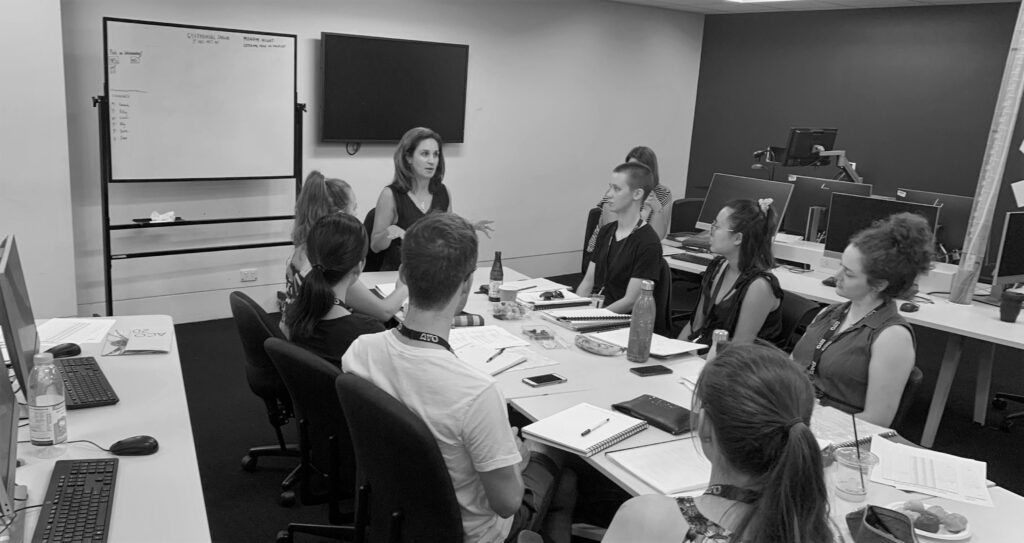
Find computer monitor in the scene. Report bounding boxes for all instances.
[783,128,839,167]
[822,194,940,259]
[0,349,17,520]
[895,188,974,259]
[783,176,873,238]
[991,211,1024,297]
[694,173,795,234]
[0,235,38,395]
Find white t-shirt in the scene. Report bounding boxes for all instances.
[341,330,522,543]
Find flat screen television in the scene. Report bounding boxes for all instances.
[321,33,469,143]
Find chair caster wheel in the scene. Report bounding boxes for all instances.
[241,455,258,472]
[993,398,1008,410]
[275,529,291,543]
[279,490,296,507]
[999,419,1014,432]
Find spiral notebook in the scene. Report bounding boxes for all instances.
[540,308,632,332]
[522,403,648,457]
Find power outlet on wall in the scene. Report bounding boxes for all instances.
[240,268,258,282]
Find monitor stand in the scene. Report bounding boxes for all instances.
[0,484,25,543]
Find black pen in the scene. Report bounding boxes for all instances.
[485,347,506,364]
[581,418,610,437]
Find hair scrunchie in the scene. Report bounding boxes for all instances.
[311,263,325,273]
[758,198,774,214]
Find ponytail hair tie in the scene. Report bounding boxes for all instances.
[758,198,774,214]
[784,417,804,431]
[311,264,325,272]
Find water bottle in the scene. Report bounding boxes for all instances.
[488,251,504,302]
[706,329,730,362]
[626,280,656,363]
[28,353,68,456]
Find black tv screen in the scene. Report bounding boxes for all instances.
[321,33,469,143]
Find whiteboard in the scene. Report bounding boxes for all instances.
[104,19,296,181]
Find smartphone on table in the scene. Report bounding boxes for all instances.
[629,364,672,377]
[522,373,567,387]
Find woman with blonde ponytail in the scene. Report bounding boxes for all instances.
[604,343,836,543]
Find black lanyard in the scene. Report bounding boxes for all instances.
[703,484,760,504]
[807,301,885,376]
[395,323,453,353]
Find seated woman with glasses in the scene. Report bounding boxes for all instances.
[603,343,836,543]
[791,213,933,427]
[678,199,785,347]
[285,213,385,365]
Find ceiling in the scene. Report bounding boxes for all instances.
[608,0,1017,15]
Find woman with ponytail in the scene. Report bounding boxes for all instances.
[282,170,408,333]
[679,199,785,347]
[604,343,836,543]
[792,212,933,426]
[285,213,384,365]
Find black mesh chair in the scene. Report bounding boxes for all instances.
[891,366,924,435]
[363,208,384,273]
[581,207,603,275]
[778,291,822,352]
[335,373,464,543]
[228,291,301,506]
[265,338,357,542]
[669,198,704,235]
[653,260,675,337]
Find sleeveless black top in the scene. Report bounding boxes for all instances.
[688,256,785,348]
[379,183,450,271]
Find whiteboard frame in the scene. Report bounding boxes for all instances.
[102,17,298,182]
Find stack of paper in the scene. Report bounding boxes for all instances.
[540,308,631,332]
[870,436,993,507]
[607,439,710,495]
[810,405,894,450]
[588,329,703,358]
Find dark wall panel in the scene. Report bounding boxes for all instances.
[689,3,1023,250]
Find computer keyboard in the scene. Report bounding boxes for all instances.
[31,458,118,543]
[53,357,119,409]
[671,252,716,266]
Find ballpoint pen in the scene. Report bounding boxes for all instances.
[484,347,507,364]
[581,418,610,437]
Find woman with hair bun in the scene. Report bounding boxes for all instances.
[679,198,785,347]
[792,212,934,427]
[603,343,836,543]
[284,213,384,365]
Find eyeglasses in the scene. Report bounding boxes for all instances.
[709,220,733,233]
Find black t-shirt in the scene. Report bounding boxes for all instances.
[293,313,385,366]
[591,222,663,308]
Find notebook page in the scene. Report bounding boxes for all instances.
[811,404,892,449]
[544,308,630,320]
[607,439,710,495]
[590,329,704,357]
[523,403,645,455]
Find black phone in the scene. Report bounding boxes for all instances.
[629,365,672,377]
[522,373,567,387]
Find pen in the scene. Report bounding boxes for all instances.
[484,347,506,364]
[511,284,536,292]
[581,418,610,437]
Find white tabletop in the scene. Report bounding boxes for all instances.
[14,315,210,542]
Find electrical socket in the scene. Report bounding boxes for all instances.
[240,268,258,282]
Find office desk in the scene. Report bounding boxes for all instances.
[15,315,210,542]
[665,254,1024,448]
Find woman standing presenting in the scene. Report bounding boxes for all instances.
[370,127,493,271]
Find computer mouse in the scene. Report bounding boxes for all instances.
[109,435,159,456]
[821,276,838,288]
[900,302,919,313]
[44,343,81,358]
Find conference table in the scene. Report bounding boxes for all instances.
[664,242,1024,449]
[11,315,210,542]
[363,267,1024,542]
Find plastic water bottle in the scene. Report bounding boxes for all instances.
[706,329,730,362]
[28,353,68,457]
[626,280,656,363]
[488,251,504,302]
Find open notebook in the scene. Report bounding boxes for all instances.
[607,439,710,495]
[811,404,895,450]
[588,329,704,358]
[522,403,647,457]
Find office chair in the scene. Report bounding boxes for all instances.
[228,291,301,506]
[265,338,357,542]
[335,373,465,543]
[670,198,703,235]
[581,207,603,275]
[891,366,924,435]
[653,260,675,337]
[778,291,823,352]
[993,393,1024,432]
[363,208,384,273]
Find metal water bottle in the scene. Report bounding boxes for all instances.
[488,251,504,302]
[626,280,656,363]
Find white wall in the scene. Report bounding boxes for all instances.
[0,0,78,318]
[60,0,704,323]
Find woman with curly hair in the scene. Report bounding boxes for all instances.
[792,212,934,427]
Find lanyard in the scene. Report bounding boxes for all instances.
[395,323,453,352]
[703,484,760,504]
[807,301,885,376]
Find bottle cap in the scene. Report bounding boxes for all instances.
[640,280,654,291]
[33,352,54,365]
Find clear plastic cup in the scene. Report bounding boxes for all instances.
[590,294,605,308]
[833,447,878,502]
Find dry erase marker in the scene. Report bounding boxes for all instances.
[581,418,610,437]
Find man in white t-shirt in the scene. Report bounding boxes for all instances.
[342,212,569,543]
